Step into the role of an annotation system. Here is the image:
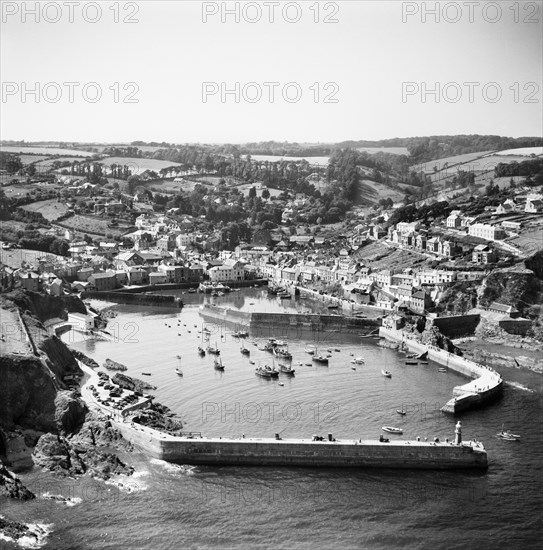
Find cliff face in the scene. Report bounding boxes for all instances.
[6,289,87,323]
[0,355,58,432]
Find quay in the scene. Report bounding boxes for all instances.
[379,323,503,414]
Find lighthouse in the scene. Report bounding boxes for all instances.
[455,421,462,445]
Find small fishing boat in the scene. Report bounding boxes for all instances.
[255,365,279,379]
[420,361,428,365]
[279,363,295,375]
[396,409,407,416]
[382,426,403,434]
[240,343,250,355]
[305,362,312,366]
[381,370,392,378]
[198,346,206,356]
[351,366,356,370]
[438,368,447,373]
[313,353,329,365]
[175,368,183,377]
[207,342,220,355]
[405,360,418,365]
[274,347,293,360]
[496,424,520,441]
[305,347,315,355]
[351,357,364,365]
[214,358,225,371]
[334,348,341,352]
[141,372,151,376]
[249,360,255,365]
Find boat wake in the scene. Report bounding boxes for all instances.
[150,458,196,475]
[505,381,535,393]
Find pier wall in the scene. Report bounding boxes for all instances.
[81,290,182,308]
[379,326,503,414]
[113,424,487,469]
[199,306,381,338]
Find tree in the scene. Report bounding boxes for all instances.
[248,186,257,199]
[261,188,270,200]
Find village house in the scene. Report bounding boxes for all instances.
[486,302,520,318]
[468,223,506,241]
[525,196,543,213]
[410,290,432,313]
[472,244,497,264]
[88,271,117,291]
[68,312,95,331]
[149,272,168,285]
[18,271,40,292]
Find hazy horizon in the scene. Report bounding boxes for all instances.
[2,1,542,143]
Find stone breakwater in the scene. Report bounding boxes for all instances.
[379,327,503,414]
[113,423,488,470]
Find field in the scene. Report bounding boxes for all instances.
[355,179,405,206]
[0,146,94,156]
[0,246,65,269]
[20,199,69,221]
[53,214,126,237]
[357,147,410,156]
[33,157,86,170]
[99,157,181,175]
[236,183,283,198]
[493,147,543,156]
[413,151,492,175]
[506,226,543,256]
[17,155,51,166]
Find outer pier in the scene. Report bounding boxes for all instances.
[379,325,503,414]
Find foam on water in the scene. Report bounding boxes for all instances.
[150,458,196,475]
[104,474,148,493]
[0,518,53,549]
[505,380,536,393]
[41,492,82,507]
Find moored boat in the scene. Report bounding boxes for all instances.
[496,424,520,440]
[279,363,295,375]
[274,347,292,360]
[255,365,279,378]
[382,426,403,434]
[313,353,329,365]
[240,343,250,355]
[175,368,183,377]
[214,358,225,371]
[207,342,220,355]
[381,370,392,378]
[351,357,364,365]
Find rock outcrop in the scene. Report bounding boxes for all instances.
[103,358,128,371]
[112,373,157,392]
[0,460,35,500]
[32,414,134,480]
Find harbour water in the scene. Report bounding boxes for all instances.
[3,290,542,549]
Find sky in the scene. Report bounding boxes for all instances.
[1,0,542,144]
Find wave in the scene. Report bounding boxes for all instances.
[104,475,148,493]
[0,517,53,549]
[150,458,196,475]
[505,381,535,393]
[41,492,82,507]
